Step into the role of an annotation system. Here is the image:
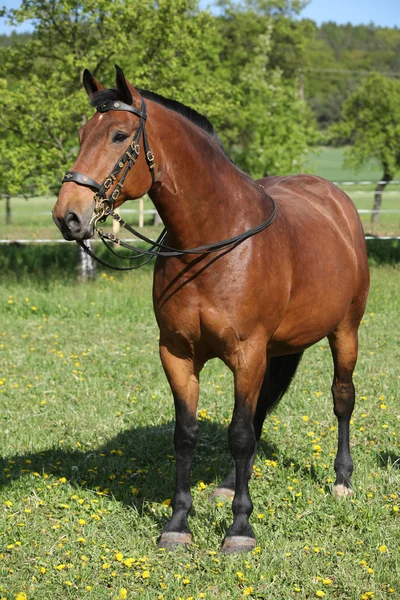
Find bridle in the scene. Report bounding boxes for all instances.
[62,95,277,271]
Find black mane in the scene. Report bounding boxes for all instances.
[91,88,225,150]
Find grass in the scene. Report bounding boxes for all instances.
[1,146,400,241]
[0,264,399,599]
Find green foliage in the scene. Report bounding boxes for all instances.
[0,0,318,194]
[303,23,400,129]
[215,1,317,176]
[329,74,400,179]
[0,0,235,193]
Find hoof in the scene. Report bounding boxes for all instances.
[221,536,256,554]
[158,531,192,550]
[208,487,235,503]
[332,484,354,498]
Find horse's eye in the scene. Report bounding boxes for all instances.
[113,131,129,143]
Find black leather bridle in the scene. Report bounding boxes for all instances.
[62,97,155,220]
[62,95,277,271]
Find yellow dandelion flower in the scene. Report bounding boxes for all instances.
[257,513,265,519]
[102,563,111,569]
[55,564,66,570]
[142,570,150,578]
[323,578,332,585]
[15,593,27,600]
[119,589,128,599]
[379,545,387,553]
[243,588,253,596]
[316,592,325,598]
[162,498,171,506]
[115,552,124,562]
[302,416,309,422]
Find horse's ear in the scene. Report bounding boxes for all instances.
[82,69,104,100]
[115,64,134,106]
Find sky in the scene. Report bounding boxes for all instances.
[1,0,399,35]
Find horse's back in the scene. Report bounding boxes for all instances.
[259,174,362,239]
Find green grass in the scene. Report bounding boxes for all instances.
[0,265,399,599]
[2,148,400,240]
[303,147,388,183]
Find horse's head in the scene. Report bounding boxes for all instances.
[53,66,156,241]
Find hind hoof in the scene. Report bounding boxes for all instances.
[221,536,256,554]
[158,532,192,550]
[333,484,354,498]
[208,487,235,503]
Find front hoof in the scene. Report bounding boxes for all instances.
[221,536,256,554]
[332,483,354,498]
[158,531,192,550]
[208,487,235,503]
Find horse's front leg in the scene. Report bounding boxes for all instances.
[222,342,267,554]
[158,340,203,550]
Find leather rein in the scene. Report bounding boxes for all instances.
[62,96,277,271]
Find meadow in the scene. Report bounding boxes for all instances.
[0,146,399,599]
[0,258,399,599]
[1,147,400,242]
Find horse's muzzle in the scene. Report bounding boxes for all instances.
[52,208,94,241]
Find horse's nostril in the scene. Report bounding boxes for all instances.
[65,211,82,233]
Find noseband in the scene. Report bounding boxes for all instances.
[61,95,277,271]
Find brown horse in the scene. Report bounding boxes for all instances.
[53,66,370,553]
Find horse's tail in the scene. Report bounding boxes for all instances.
[254,352,304,437]
[268,352,304,410]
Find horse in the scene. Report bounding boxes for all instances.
[53,65,370,554]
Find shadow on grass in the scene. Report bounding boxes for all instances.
[0,241,156,280]
[367,239,400,265]
[0,419,326,513]
[377,451,400,469]
[1,238,400,281]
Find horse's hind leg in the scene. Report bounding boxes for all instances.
[158,341,203,550]
[328,323,359,497]
[212,353,303,500]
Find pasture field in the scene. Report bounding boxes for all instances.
[0,262,399,600]
[1,146,400,241]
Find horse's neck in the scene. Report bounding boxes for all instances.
[148,116,265,250]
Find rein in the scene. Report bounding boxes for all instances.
[62,95,277,271]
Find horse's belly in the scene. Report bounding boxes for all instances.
[268,292,351,355]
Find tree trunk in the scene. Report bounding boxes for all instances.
[371,168,392,232]
[77,239,96,281]
[153,210,162,226]
[5,195,11,225]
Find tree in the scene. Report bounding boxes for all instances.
[329,73,400,228]
[0,0,234,197]
[215,0,317,176]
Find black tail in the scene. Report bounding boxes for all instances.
[254,352,303,439]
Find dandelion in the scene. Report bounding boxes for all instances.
[379,545,387,553]
[142,571,150,579]
[119,590,128,599]
[257,513,265,519]
[302,416,309,422]
[316,592,325,598]
[323,579,332,585]
[243,588,254,596]
[15,594,27,600]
